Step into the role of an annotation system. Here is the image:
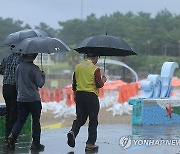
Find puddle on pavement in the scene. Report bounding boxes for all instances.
[132,124,180,140]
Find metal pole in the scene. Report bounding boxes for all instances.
[80,0,83,19]
[103,56,106,76]
[41,53,43,71]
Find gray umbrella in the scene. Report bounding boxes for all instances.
[12,37,70,54]
[12,37,70,70]
[1,29,52,47]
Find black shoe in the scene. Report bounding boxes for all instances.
[67,131,75,148]
[7,134,16,150]
[15,138,18,143]
[85,144,99,152]
[30,143,45,151]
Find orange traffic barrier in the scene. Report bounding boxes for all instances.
[124,84,131,102]
[65,87,74,106]
[59,88,64,101]
[39,88,45,102]
[71,92,76,105]
[99,88,104,98]
[44,87,50,103]
[49,89,55,102]
[127,84,133,98]
[118,83,137,103]
[55,88,60,102]
[66,93,72,106]
[40,80,141,104]
[129,83,137,97]
[103,80,127,90]
[172,77,180,87]
[118,85,126,103]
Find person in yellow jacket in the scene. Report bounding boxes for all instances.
[67,53,107,152]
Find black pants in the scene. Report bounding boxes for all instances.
[2,84,18,139]
[12,101,42,144]
[71,91,100,145]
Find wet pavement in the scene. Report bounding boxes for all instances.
[0,124,180,154]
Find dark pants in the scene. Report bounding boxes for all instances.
[2,84,18,139]
[71,91,100,145]
[12,101,42,144]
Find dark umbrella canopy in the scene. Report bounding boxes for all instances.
[12,37,70,54]
[74,35,136,56]
[1,29,52,47]
[12,37,70,71]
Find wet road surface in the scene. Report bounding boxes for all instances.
[0,124,180,154]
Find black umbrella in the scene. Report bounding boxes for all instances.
[1,29,52,47]
[74,35,136,56]
[12,37,70,70]
[74,35,137,72]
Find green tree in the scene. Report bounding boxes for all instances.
[0,17,30,59]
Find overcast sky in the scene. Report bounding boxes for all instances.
[0,0,180,28]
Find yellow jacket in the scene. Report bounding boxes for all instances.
[75,60,99,96]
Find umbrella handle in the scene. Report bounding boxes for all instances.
[41,53,43,71]
[103,56,106,76]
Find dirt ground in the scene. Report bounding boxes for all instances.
[40,108,132,128]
